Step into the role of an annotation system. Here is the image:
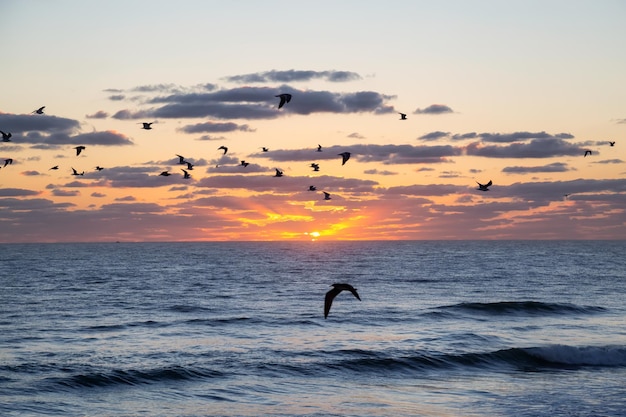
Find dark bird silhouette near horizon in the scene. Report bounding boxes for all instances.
[0,130,12,142]
[339,152,351,165]
[71,167,84,176]
[324,283,361,319]
[399,112,407,120]
[95,166,104,171]
[176,154,186,164]
[218,146,228,155]
[49,165,59,170]
[308,185,317,191]
[240,160,249,167]
[74,146,85,156]
[274,168,283,177]
[4,158,13,167]
[310,163,320,172]
[275,93,292,109]
[32,106,45,115]
[182,169,190,179]
[140,122,153,130]
[323,191,331,200]
[317,144,322,152]
[477,180,492,191]
[584,150,592,157]
[159,171,171,176]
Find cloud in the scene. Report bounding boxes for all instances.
[502,162,572,174]
[418,131,450,141]
[0,113,80,134]
[347,132,365,139]
[592,159,624,164]
[414,104,454,115]
[86,110,109,119]
[52,189,80,197]
[0,188,41,197]
[108,94,126,101]
[466,138,584,158]
[91,192,106,198]
[18,130,134,146]
[224,70,362,83]
[475,131,574,143]
[364,169,397,175]
[179,122,254,134]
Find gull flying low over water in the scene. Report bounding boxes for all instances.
[275,93,292,109]
[476,180,492,191]
[339,152,351,165]
[0,131,12,141]
[74,146,86,156]
[32,106,45,115]
[324,283,361,319]
[218,146,228,155]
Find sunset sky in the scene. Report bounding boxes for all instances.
[1,0,625,242]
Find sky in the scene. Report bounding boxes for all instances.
[1,0,625,242]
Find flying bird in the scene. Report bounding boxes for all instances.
[274,168,284,177]
[176,154,186,164]
[218,146,228,155]
[240,160,249,167]
[476,180,492,191]
[399,112,407,120]
[609,141,615,147]
[275,93,292,109]
[310,163,320,172]
[584,150,592,157]
[71,167,84,176]
[262,147,269,152]
[4,158,13,167]
[0,131,12,141]
[32,106,45,114]
[186,161,194,170]
[563,193,571,200]
[95,166,104,171]
[324,283,361,319]
[140,122,153,130]
[339,152,351,165]
[181,169,191,179]
[159,171,171,176]
[317,144,323,152]
[308,185,317,191]
[323,191,331,200]
[74,146,86,156]
[49,165,59,170]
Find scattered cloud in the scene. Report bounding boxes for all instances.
[86,111,109,119]
[224,70,362,83]
[414,104,454,115]
[502,162,572,174]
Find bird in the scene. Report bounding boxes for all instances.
[584,150,592,157]
[0,130,11,142]
[181,169,191,179]
[339,152,351,165]
[308,185,317,191]
[262,147,269,152]
[159,171,171,176]
[324,283,361,319]
[317,144,323,152]
[240,160,249,167]
[563,193,571,199]
[71,167,84,176]
[32,106,45,115]
[275,93,292,109]
[476,180,492,191]
[140,122,153,130]
[399,112,407,120]
[176,154,186,164]
[74,146,86,156]
[49,165,59,170]
[95,166,104,171]
[218,146,228,155]
[609,141,615,147]
[323,191,331,200]
[4,158,13,167]
[274,168,284,177]
[186,161,194,170]
[310,163,320,172]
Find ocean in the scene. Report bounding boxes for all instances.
[1,240,625,417]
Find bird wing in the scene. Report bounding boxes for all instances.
[324,287,342,319]
[349,288,361,301]
[486,180,492,187]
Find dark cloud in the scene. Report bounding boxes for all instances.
[86,111,109,119]
[179,122,254,134]
[52,189,80,197]
[364,169,397,175]
[18,130,134,146]
[224,70,361,83]
[451,132,478,141]
[502,162,572,174]
[476,131,574,143]
[418,131,450,141]
[108,94,126,101]
[414,104,454,115]
[593,159,623,164]
[112,109,151,120]
[0,188,40,197]
[0,113,79,134]
[466,138,584,158]
[348,132,365,139]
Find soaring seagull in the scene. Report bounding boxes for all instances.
[310,163,320,172]
[74,146,86,156]
[71,167,84,176]
[0,130,12,142]
[609,141,615,147]
[584,150,592,157]
[324,283,361,319]
[308,185,317,191]
[176,154,186,164]
[323,191,331,200]
[140,122,153,130]
[95,166,104,171]
[275,93,292,109]
[32,106,45,115]
[399,112,407,120]
[181,169,191,179]
[339,152,351,165]
[218,146,228,155]
[262,147,269,152]
[317,144,323,152]
[159,171,171,176]
[4,158,13,167]
[240,160,249,167]
[274,168,284,177]
[476,180,492,191]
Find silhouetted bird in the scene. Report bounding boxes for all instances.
[275,93,292,109]
[476,180,492,191]
[584,150,592,157]
[399,112,407,120]
[310,163,320,171]
[317,144,323,152]
[95,166,104,171]
[186,161,194,170]
[74,146,86,156]
[71,167,84,176]
[182,169,190,179]
[159,171,171,176]
[4,158,13,167]
[218,146,228,155]
[0,131,11,142]
[241,160,249,167]
[49,165,59,170]
[324,283,361,319]
[140,122,153,130]
[274,168,284,177]
[176,154,186,164]
[309,185,317,191]
[339,152,351,165]
[323,191,331,200]
[32,106,45,115]
[262,147,269,152]
[609,141,615,147]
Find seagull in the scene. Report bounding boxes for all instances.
[4,158,13,167]
[262,147,269,152]
[49,165,59,170]
[218,146,228,155]
[609,141,615,147]
[182,169,191,179]
[476,180,492,191]
[176,154,186,164]
[317,144,323,152]
[274,168,284,177]
[275,93,292,109]
[32,106,45,115]
[95,166,104,171]
[186,161,194,170]
[324,283,361,319]
[241,160,249,167]
[323,191,331,200]
[399,112,407,120]
[71,167,84,176]
[0,131,11,142]
[584,150,592,157]
[308,185,317,191]
[140,122,153,130]
[339,152,351,165]
[159,171,171,176]
[310,163,320,172]
[74,146,86,156]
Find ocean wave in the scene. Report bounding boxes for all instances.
[439,301,606,316]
